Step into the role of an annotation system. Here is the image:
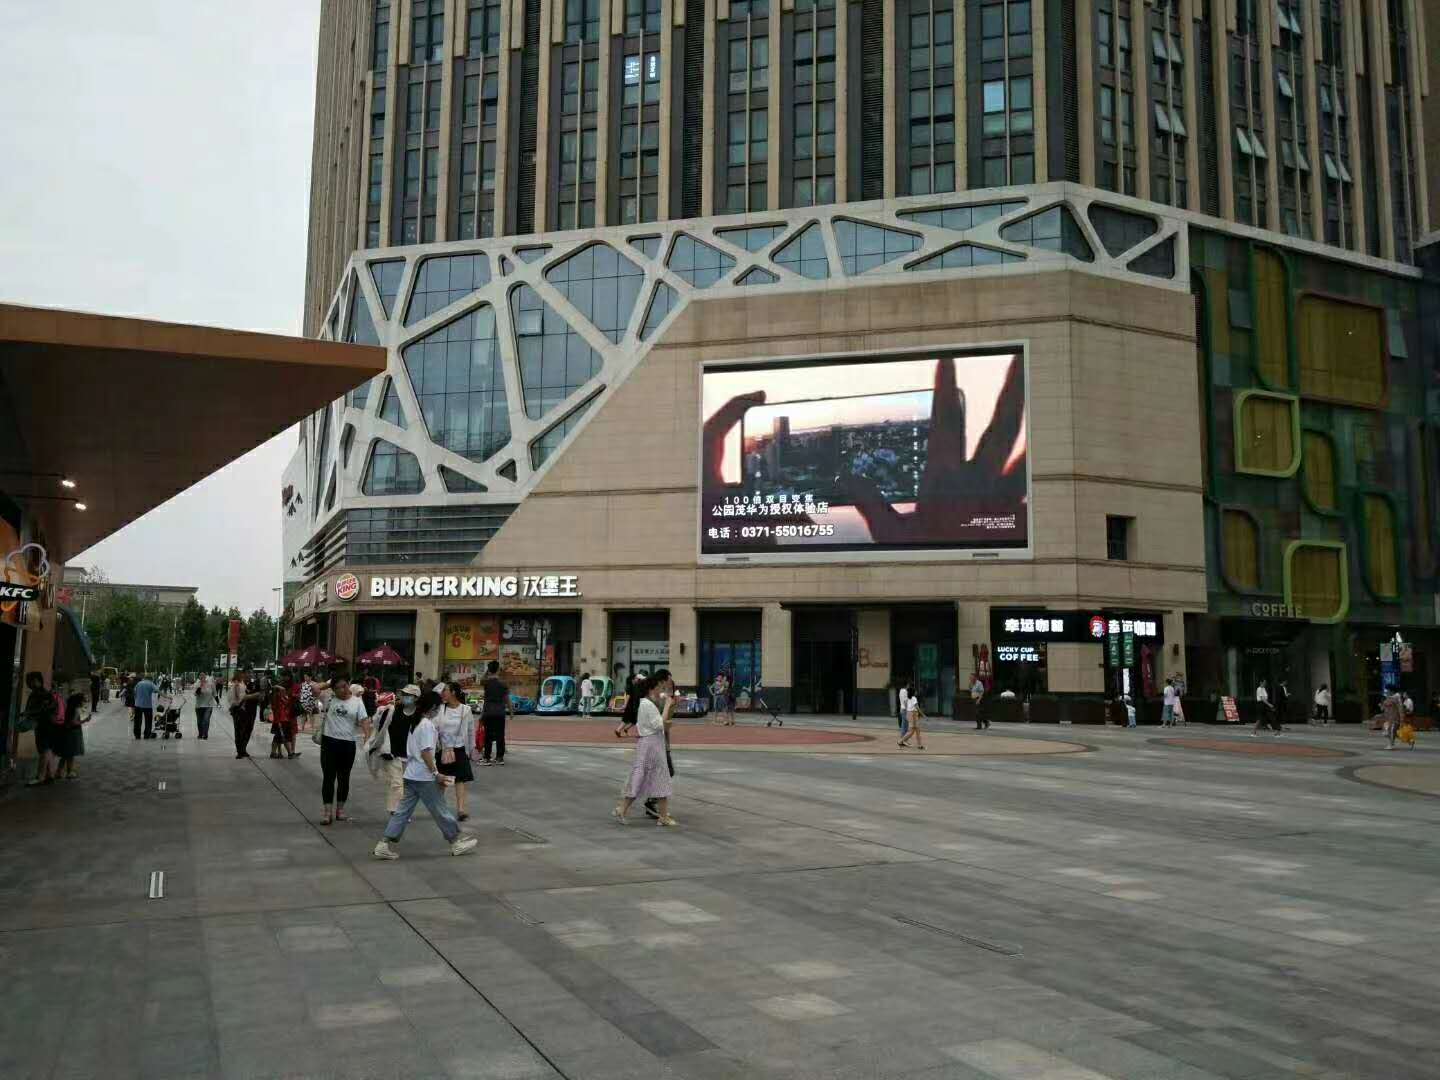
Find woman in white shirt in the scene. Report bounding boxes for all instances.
[435,682,476,821]
[319,678,372,825]
[898,681,925,750]
[613,675,677,826]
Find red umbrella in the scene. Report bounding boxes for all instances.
[283,644,342,668]
[357,643,406,667]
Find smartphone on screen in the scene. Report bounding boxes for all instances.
[736,388,962,506]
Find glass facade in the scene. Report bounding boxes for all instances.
[722,4,770,214]
[401,307,510,461]
[512,285,603,419]
[901,0,956,195]
[788,0,837,207]
[975,0,1035,188]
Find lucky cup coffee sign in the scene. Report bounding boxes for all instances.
[334,572,361,602]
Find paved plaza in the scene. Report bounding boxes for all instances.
[3,704,1439,1080]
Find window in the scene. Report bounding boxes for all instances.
[790,6,838,207]
[639,282,678,340]
[722,7,770,214]
[545,243,645,342]
[1253,249,1288,388]
[1087,204,1157,256]
[370,259,405,318]
[833,220,920,274]
[405,254,490,326]
[908,243,1024,270]
[466,0,502,56]
[667,235,736,287]
[1235,392,1296,474]
[625,0,663,33]
[401,306,510,462]
[372,1,391,70]
[512,285,603,420]
[1302,432,1337,511]
[410,0,444,64]
[565,0,601,42]
[904,0,956,195]
[1106,515,1132,561]
[773,223,829,279]
[378,376,407,428]
[363,440,425,495]
[1287,542,1346,621]
[1222,510,1260,590]
[1362,496,1398,597]
[556,58,600,228]
[899,200,1025,231]
[999,205,1094,259]
[1296,296,1385,406]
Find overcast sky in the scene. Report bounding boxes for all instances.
[0,1,320,616]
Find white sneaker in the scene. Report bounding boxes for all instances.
[451,834,478,856]
[372,840,399,860]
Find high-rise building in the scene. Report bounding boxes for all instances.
[305,0,1433,333]
[292,1,1439,722]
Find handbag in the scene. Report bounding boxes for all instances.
[311,707,326,746]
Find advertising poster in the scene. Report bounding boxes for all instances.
[444,616,499,688]
[700,351,1027,558]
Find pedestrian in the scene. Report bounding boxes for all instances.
[643,668,679,820]
[612,674,678,826]
[479,659,510,764]
[897,681,911,736]
[22,672,61,786]
[1251,679,1281,736]
[970,672,990,730]
[123,674,136,723]
[228,672,261,757]
[132,671,157,740]
[579,671,594,718]
[319,677,371,824]
[361,675,379,718]
[367,683,422,813]
[1124,695,1137,728]
[89,669,101,714]
[1162,677,1179,726]
[615,672,644,738]
[272,673,301,759]
[371,690,478,860]
[193,671,216,738]
[58,689,87,779]
[1382,690,1406,749]
[898,682,926,749]
[436,681,475,820]
[1275,680,1291,730]
[1313,683,1331,723]
[709,671,730,726]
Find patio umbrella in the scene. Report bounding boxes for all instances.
[283,644,342,668]
[357,643,406,667]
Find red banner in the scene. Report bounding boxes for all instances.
[228,618,242,656]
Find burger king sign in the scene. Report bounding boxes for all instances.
[334,572,361,602]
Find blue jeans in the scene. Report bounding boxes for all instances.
[383,779,460,843]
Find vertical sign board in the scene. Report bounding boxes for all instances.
[1122,631,1135,667]
[1107,632,1120,667]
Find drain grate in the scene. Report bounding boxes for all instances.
[892,914,1021,956]
[147,870,166,900]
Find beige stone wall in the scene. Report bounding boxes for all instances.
[479,270,1206,615]
[856,608,892,690]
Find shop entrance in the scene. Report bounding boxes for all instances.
[356,612,416,688]
[699,610,761,708]
[891,607,957,716]
[792,609,854,714]
[610,611,670,689]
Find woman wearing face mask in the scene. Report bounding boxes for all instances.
[612,675,678,827]
[366,682,422,813]
[435,681,476,821]
[319,677,372,825]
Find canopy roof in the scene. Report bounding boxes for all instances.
[0,303,385,563]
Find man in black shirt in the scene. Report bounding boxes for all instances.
[480,660,510,765]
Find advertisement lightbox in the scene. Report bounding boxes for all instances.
[700,349,1029,560]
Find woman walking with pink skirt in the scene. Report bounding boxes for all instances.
[613,675,677,827]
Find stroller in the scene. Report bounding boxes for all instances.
[157,693,183,739]
[750,681,784,728]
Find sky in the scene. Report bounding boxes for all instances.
[0,2,320,616]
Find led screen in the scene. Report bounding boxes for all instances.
[700,350,1028,557]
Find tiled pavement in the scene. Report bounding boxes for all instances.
[2,702,1439,1079]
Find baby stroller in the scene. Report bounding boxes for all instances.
[157,696,183,739]
[751,681,784,728]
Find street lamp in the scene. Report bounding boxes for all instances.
[271,586,282,668]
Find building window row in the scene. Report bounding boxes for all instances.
[978,0,1035,188]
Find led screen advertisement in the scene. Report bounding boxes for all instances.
[700,350,1028,558]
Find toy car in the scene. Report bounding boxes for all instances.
[537,675,577,714]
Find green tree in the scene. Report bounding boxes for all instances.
[174,598,210,673]
[241,608,277,669]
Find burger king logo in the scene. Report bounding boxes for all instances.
[335,572,361,602]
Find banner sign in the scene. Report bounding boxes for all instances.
[227,619,242,656]
[1219,696,1240,722]
[991,608,1163,644]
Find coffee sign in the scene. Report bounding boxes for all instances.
[1249,601,1304,619]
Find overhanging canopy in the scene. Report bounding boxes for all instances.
[0,303,385,562]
